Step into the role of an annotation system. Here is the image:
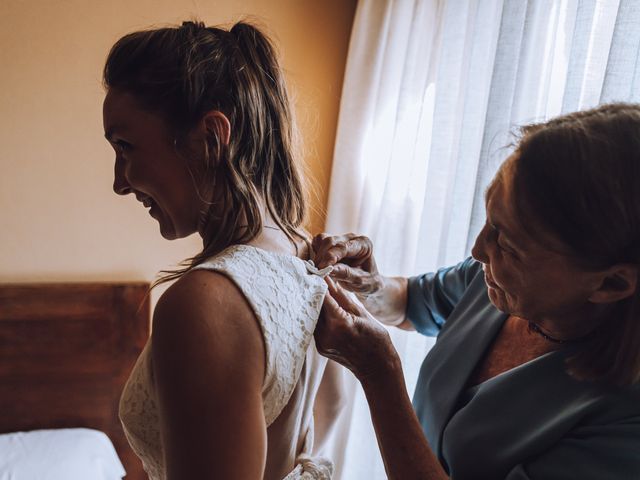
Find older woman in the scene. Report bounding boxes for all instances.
[313,103,640,479]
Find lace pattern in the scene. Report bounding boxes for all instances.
[119,244,330,479]
[193,245,327,425]
[119,341,162,480]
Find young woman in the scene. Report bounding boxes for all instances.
[103,20,333,480]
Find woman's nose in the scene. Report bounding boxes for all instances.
[113,158,131,196]
[471,223,490,264]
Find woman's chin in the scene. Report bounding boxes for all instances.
[149,208,179,240]
[158,224,180,240]
[151,209,197,240]
[487,286,509,313]
[156,218,177,240]
[159,230,178,240]
[158,221,195,241]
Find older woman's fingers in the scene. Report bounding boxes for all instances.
[313,233,373,269]
[323,276,352,312]
[317,283,352,347]
[312,234,353,267]
[330,264,383,295]
[319,287,347,325]
[311,233,346,259]
[328,263,355,282]
[312,232,333,248]
[312,233,330,253]
[326,277,366,316]
[341,237,374,267]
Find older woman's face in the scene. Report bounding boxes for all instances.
[470,158,601,330]
[102,89,203,240]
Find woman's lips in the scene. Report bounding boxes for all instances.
[148,202,158,218]
[135,193,154,208]
[483,268,500,289]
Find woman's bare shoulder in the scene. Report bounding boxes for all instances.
[151,268,266,387]
[150,270,268,478]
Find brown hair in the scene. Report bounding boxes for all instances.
[103,20,307,284]
[512,103,640,386]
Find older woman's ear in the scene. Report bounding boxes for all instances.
[588,263,638,304]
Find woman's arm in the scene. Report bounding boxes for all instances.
[152,269,267,479]
[312,234,483,333]
[315,279,449,480]
[361,364,449,480]
[360,275,410,328]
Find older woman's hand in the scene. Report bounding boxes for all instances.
[312,233,384,297]
[313,233,410,327]
[316,277,449,480]
[315,277,401,382]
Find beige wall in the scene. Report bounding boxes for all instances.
[0,0,356,287]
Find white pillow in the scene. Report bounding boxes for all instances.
[0,428,126,480]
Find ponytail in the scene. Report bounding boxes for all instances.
[227,22,306,236]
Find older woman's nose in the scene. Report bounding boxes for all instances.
[471,223,491,264]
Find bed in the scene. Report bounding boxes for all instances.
[0,282,150,480]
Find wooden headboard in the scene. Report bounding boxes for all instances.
[0,282,150,480]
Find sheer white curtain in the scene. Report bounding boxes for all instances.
[322,0,640,478]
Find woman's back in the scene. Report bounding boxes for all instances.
[119,244,332,479]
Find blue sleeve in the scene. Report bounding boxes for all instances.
[504,419,640,479]
[406,257,482,336]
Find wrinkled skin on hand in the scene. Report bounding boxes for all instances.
[312,233,384,297]
[315,277,400,382]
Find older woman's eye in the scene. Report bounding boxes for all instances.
[494,235,506,251]
[497,239,510,253]
[498,237,518,257]
[488,223,513,255]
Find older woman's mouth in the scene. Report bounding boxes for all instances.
[483,268,500,290]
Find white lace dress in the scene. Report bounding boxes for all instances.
[119,244,333,480]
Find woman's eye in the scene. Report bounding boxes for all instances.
[497,238,517,257]
[114,140,132,151]
[489,223,512,254]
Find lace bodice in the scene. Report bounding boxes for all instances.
[119,245,333,479]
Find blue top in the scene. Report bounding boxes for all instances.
[406,258,640,479]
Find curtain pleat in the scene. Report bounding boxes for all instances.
[602,0,640,101]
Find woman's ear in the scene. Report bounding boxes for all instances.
[588,263,638,304]
[201,110,231,146]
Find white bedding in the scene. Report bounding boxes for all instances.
[0,428,126,480]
